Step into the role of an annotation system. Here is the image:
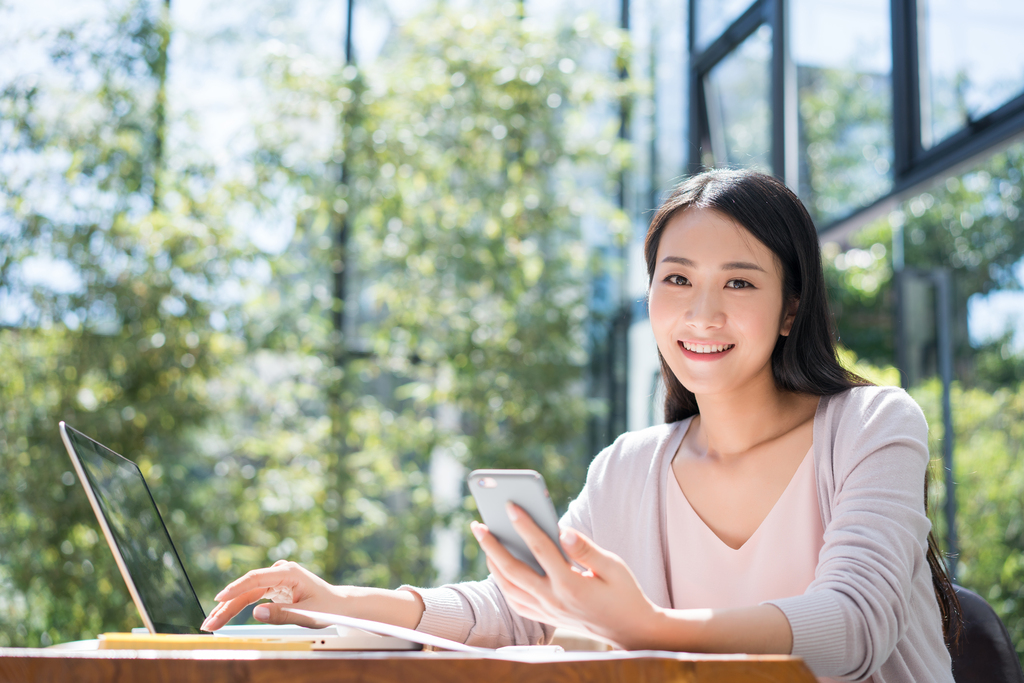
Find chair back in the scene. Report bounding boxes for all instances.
[951,584,1024,683]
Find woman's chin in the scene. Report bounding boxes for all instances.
[675,374,751,400]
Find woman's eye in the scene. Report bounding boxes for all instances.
[726,279,753,289]
[665,274,689,286]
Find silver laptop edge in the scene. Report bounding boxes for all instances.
[59,421,162,634]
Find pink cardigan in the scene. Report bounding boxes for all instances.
[404,386,954,682]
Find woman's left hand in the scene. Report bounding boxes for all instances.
[471,504,662,649]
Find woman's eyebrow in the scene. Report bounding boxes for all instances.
[660,256,766,272]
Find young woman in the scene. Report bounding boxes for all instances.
[202,169,957,682]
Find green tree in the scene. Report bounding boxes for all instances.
[250,3,632,584]
[911,378,1024,668]
[1,0,633,646]
[0,0,263,645]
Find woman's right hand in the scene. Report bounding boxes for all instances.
[200,559,427,632]
[201,559,345,631]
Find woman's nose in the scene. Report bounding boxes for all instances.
[684,287,724,328]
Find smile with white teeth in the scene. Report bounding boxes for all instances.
[681,341,735,354]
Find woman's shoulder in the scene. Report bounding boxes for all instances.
[587,420,690,482]
[817,385,929,460]
[820,384,925,419]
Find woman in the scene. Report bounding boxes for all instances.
[202,169,957,682]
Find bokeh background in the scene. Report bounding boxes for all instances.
[1,0,1023,666]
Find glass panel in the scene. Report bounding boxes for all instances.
[791,0,892,225]
[702,24,772,173]
[825,140,1024,375]
[695,0,757,51]
[653,0,689,193]
[918,0,1024,149]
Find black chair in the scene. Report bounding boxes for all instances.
[950,584,1024,683]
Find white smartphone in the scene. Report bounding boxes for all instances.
[467,469,567,576]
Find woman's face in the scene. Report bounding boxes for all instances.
[648,207,795,399]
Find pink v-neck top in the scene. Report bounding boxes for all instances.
[666,447,822,611]
[666,448,852,683]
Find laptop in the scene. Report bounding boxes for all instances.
[58,421,419,650]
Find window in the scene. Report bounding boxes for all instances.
[918,0,1024,149]
[703,24,773,171]
[792,0,892,224]
[695,0,757,50]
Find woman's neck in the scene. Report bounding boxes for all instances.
[691,369,818,462]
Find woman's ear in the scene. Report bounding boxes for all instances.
[780,298,799,336]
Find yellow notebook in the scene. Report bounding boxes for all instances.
[98,633,311,651]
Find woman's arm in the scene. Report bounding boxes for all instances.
[200,559,425,631]
[646,603,792,653]
[201,557,553,647]
[764,388,937,679]
[475,504,793,653]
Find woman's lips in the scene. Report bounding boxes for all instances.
[678,340,735,361]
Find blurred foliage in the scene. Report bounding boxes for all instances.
[244,2,632,585]
[913,378,1024,668]
[0,0,630,647]
[835,345,901,387]
[971,330,1024,391]
[0,0,272,646]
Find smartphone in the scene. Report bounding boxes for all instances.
[468,469,567,576]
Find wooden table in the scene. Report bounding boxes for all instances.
[0,647,817,682]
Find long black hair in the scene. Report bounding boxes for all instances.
[644,168,961,646]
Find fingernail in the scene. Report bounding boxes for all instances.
[214,591,227,601]
[506,502,519,521]
[254,604,270,621]
[470,521,484,541]
[561,528,578,547]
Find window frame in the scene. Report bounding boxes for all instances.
[687,0,1024,238]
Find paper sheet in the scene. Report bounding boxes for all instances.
[282,608,636,662]
[283,608,485,652]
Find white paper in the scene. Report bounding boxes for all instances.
[283,608,486,652]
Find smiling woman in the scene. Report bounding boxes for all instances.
[202,169,959,683]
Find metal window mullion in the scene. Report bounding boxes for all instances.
[819,97,1024,241]
[890,0,922,182]
[334,0,355,343]
[933,269,958,576]
[769,0,790,182]
[687,0,701,173]
[691,2,767,74]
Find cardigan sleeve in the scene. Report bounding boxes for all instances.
[764,387,935,681]
[401,577,555,647]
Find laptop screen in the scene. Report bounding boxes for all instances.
[63,425,207,634]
